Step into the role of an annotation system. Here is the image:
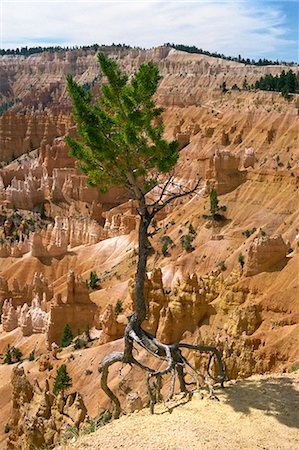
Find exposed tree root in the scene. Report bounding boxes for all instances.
[99,315,226,418]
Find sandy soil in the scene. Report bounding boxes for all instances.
[61,373,299,450]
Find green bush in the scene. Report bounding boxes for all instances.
[162,242,169,257]
[219,260,227,271]
[83,410,112,435]
[289,362,299,373]
[180,234,195,252]
[13,347,22,362]
[3,345,22,364]
[4,345,12,364]
[115,300,123,315]
[61,324,73,348]
[4,423,10,433]
[74,338,87,350]
[203,189,227,221]
[242,227,256,238]
[188,223,196,235]
[53,364,72,395]
[28,350,35,361]
[86,271,101,290]
[63,425,78,442]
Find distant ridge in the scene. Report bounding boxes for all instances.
[0,42,297,67]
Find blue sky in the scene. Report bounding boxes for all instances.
[1,0,298,62]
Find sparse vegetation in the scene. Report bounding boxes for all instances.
[219,260,227,271]
[28,350,35,361]
[160,235,174,256]
[4,423,10,434]
[289,362,299,372]
[3,345,22,364]
[180,234,195,252]
[162,242,169,257]
[115,300,123,315]
[203,188,227,221]
[53,364,72,395]
[63,425,78,442]
[164,43,296,66]
[61,324,73,348]
[242,227,257,238]
[86,271,101,290]
[188,223,197,236]
[82,410,112,435]
[238,253,245,268]
[74,337,88,350]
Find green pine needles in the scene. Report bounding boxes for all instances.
[53,364,72,395]
[65,53,179,194]
[61,323,73,348]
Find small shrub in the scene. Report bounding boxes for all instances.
[82,420,97,435]
[28,350,35,361]
[188,223,196,235]
[83,410,112,435]
[61,324,73,348]
[4,423,10,433]
[203,188,227,221]
[4,345,12,364]
[85,369,93,376]
[238,253,245,268]
[242,227,256,238]
[219,260,226,271]
[53,364,72,395]
[151,219,158,230]
[115,300,123,315]
[74,338,87,350]
[86,271,101,290]
[85,324,92,342]
[180,234,195,252]
[12,347,22,362]
[289,362,299,373]
[162,242,169,257]
[63,425,78,441]
[160,235,174,247]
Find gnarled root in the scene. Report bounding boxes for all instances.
[99,316,226,418]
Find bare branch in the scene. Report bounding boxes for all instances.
[148,178,202,220]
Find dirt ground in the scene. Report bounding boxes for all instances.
[61,372,299,450]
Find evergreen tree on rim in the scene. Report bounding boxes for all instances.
[66,52,226,417]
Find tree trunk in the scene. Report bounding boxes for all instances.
[134,211,150,325]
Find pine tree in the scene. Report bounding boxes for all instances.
[66,53,226,418]
[11,347,22,362]
[53,364,72,395]
[209,188,219,216]
[4,345,12,364]
[87,271,100,289]
[60,324,73,347]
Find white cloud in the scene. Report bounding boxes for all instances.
[1,0,297,61]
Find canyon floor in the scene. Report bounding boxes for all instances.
[61,372,299,450]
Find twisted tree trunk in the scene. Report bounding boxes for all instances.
[99,188,226,419]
